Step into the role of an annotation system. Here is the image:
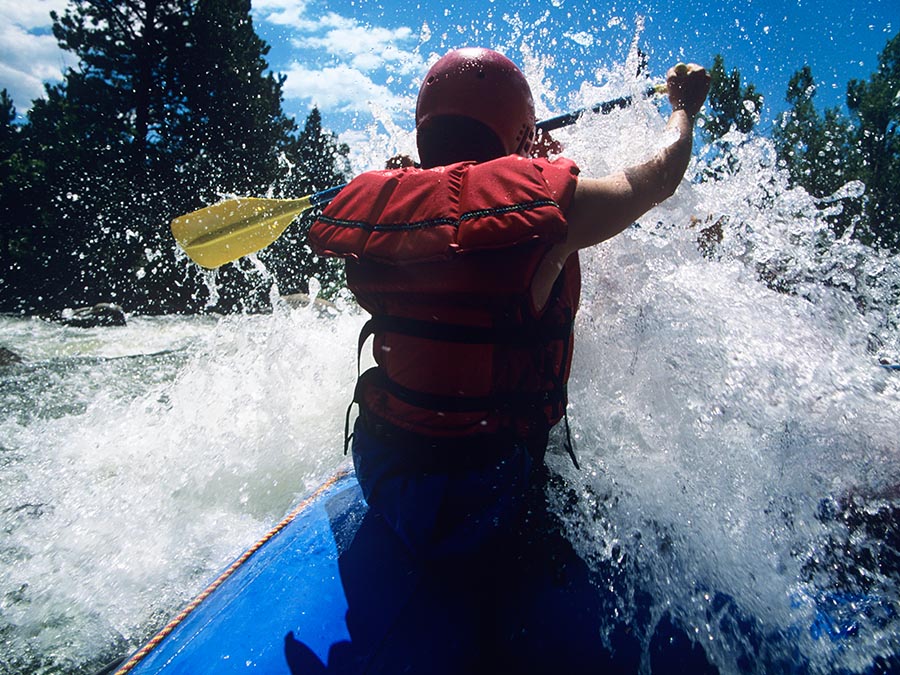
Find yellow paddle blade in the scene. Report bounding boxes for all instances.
[171,196,313,269]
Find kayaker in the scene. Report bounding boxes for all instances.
[310,47,710,561]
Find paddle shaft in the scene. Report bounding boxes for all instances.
[536,84,665,132]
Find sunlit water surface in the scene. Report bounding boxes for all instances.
[2,29,899,675]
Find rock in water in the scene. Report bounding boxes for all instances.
[0,346,23,365]
[55,303,127,328]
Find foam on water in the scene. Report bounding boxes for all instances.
[543,75,900,673]
[0,306,361,673]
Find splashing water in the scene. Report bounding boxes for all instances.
[2,26,899,675]
[0,308,363,674]
[542,56,900,673]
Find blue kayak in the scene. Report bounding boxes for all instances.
[110,466,723,674]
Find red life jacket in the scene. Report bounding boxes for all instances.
[310,155,581,452]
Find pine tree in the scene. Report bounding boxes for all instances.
[8,0,350,313]
[0,90,28,303]
[161,3,351,310]
[776,67,863,200]
[17,0,195,310]
[21,76,140,308]
[0,90,17,268]
[50,0,190,170]
[703,54,764,142]
[262,106,350,299]
[773,66,862,240]
[163,0,300,208]
[150,0,317,312]
[292,107,351,195]
[847,32,900,250]
[697,55,765,183]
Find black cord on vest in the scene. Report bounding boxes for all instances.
[563,410,580,470]
[343,400,355,455]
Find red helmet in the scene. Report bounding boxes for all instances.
[415,48,536,157]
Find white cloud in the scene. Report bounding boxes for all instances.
[253,2,424,78]
[0,0,425,121]
[251,0,311,27]
[256,4,426,123]
[282,61,412,114]
[0,4,75,110]
[0,0,69,30]
[296,22,421,73]
[0,60,51,110]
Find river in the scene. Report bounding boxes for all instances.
[2,64,900,675]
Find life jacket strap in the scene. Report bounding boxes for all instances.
[359,366,565,414]
[562,409,579,470]
[349,312,578,467]
[358,313,571,352]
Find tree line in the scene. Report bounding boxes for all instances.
[704,32,899,252]
[0,2,897,315]
[0,0,349,314]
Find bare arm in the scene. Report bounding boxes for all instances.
[562,112,693,250]
[565,63,711,251]
[530,63,710,311]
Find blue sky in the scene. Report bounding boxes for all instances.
[1,0,897,141]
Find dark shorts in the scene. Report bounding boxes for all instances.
[350,417,537,561]
[342,418,718,674]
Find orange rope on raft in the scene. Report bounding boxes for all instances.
[114,468,351,675]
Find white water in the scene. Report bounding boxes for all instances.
[3,42,900,675]
[0,307,363,673]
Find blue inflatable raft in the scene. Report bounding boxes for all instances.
[113,469,360,674]
[103,462,900,675]
[110,467,727,674]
